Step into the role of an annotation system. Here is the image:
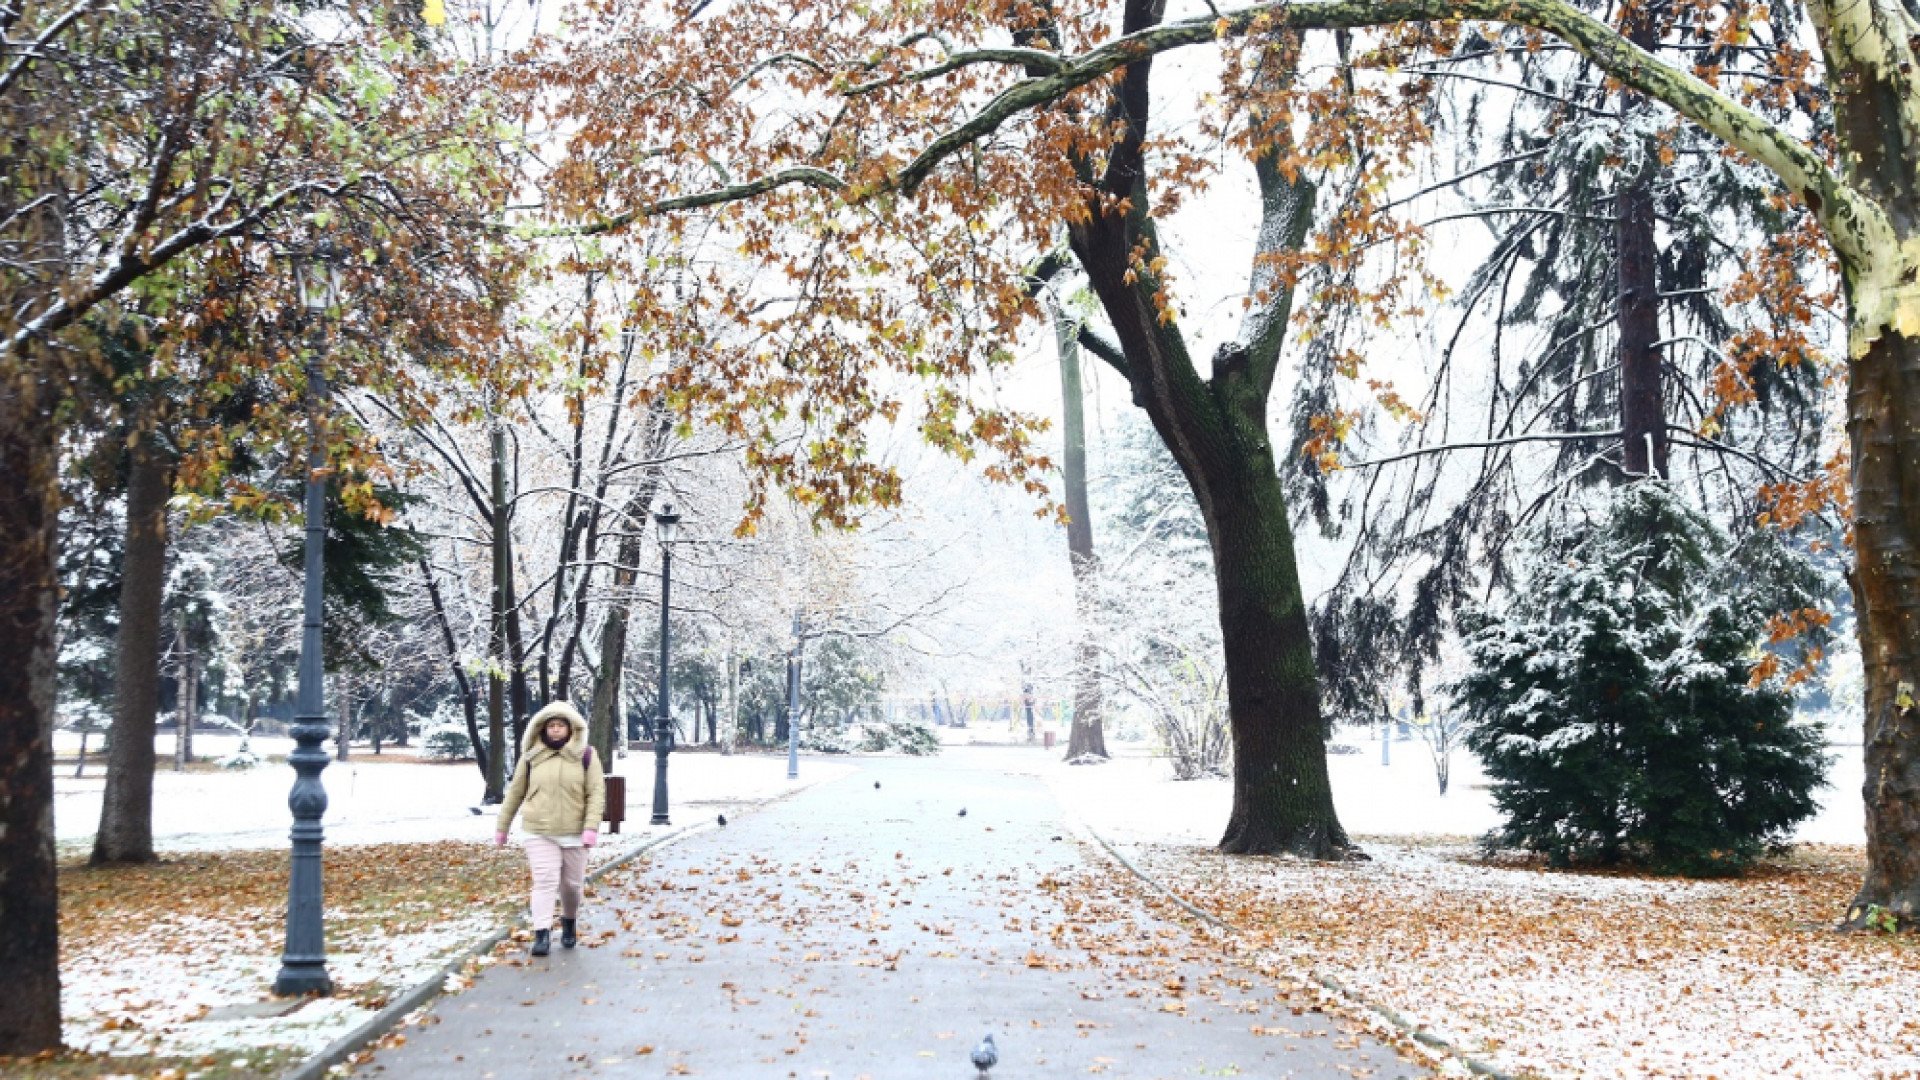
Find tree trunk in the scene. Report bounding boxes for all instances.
[1051,294,1108,760]
[1198,430,1350,856]
[1804,0,1920,929]
[588,588,630,768]
[1617,4,1668,480]
[1062,34,1352,856]
[335,674,352,761]
[504,558,532,743]
[0,384,63,1053]
[1617,172,1666,478]
[723,650,737,756]
[370,685,384,755]
[419,558,488,786]
[486,421,510,799]
[1844,321,1920,927]
[587,405,670,766]
[93,428,172,864]
[173,625,196,771]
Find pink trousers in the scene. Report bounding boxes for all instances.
[523,837,587,927]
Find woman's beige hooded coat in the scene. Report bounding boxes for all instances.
[496,702,606,838]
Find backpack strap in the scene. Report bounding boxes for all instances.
[582,745,592,772]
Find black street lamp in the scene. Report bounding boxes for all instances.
[274,244,343,997]
[650,501,680,826]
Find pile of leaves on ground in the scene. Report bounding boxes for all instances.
[1130,837,1919,1078]
[3,842,524,1079]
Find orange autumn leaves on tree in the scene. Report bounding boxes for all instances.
[498,0,1467,524]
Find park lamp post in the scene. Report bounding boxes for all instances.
[785,610,803,780]
[650,501,680,826]
[274,243,343,997]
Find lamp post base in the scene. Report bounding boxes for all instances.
[650,730,672,826]
[272,963,333,998]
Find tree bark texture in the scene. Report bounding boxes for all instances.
[93,428,172,864]
[588,592,630,768]
[1801,0,1920,929]
[1051,296,1109,760]
[0,382,63,1053]
[1847,325,1920,927]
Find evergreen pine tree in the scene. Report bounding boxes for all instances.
[1455,483,1828,875]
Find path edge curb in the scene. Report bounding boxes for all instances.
[1074,821,1532,1080]
[280,822,704,1080]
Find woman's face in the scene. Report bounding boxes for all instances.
[544,718,570,743]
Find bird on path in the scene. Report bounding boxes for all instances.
[957,807,967,817]
[971,1033,998,1076]
[716,813,728,827]
[874,781,881,789]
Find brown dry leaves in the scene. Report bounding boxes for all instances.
[1128,838,1920,1078]
[62,842,523,948]
[43,841,525,1078]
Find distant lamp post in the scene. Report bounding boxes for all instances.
[785,611,803,780]
[650,501,681,826]
[275,243,344,997]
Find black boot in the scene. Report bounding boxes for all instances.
[530,929,550,957]
[561,918,578,949]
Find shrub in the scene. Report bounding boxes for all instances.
[799,725,859,754]
[857,719,941,756]
[422,723,475,761]
[1455,484,1830,875]
[219,741,262,770]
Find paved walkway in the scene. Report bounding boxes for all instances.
[355,748,1422,1078]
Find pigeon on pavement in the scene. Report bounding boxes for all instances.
[957,807,967,817]
[874,781,881,789]
[716,813,727,827]
[970,1033,998,1076]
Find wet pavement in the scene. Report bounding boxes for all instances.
[353,747,1422,1079]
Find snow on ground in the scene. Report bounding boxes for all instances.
[65,907,500,1061]
[54,749,852,1068]
[54,738,851,853]
[1044,737,1867,848]
[1042,741,1903,1080]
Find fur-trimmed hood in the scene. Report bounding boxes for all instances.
[521,701,588,758]
[497,700,605,838]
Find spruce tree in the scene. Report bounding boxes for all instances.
[1455,483,1828,875]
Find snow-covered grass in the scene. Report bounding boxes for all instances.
[52,842,524,1075]
[1045,736,1866,848]
[28,750,853,1078]
[1044,741,1902,1080]
[54,741,851,854]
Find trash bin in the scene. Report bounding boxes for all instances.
[1043,731,1056,749]
[603,775,627,834]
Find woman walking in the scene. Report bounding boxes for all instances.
[495,702,607,956]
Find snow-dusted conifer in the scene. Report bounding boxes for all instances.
[1456,483,1828,874]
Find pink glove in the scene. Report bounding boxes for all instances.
[582,829,599,848]
[494,831,508,847]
